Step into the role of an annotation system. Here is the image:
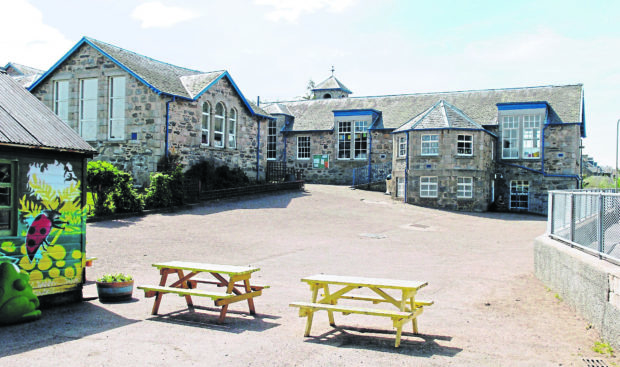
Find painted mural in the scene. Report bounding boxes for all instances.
[0,160,86,295]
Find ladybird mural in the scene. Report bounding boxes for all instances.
[9,160,87,296]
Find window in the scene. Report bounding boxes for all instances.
[338,120,368,159]
[501,116,519,159]
[501,113,543,159]
[228,108,237,148]
[108,76,125,140]
[297,136,310,159]
[522,115,541,158]
[79,78,98,141]
[457,177,473,198]
[338,121,352,159]
[421,134,439,156]
[0,161,15,236]
[214,102,226,148]
[398,136,407,157]
[457,134,473,156]
[396,177,405,198]
[510,180,529,209]
[354,121,368,159]
[53,80,69,123]
[267,120,277,160]
[420,176,438,198]
[201,102,211,145]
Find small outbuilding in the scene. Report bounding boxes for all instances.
[0,70,96,300]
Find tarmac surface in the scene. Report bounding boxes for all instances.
[1,184,616,366]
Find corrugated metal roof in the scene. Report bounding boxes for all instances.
[268,84,583,132]
[0,72,96,154]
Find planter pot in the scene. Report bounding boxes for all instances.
[96,280,134,303]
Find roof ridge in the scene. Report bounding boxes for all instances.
[272,83,584,104]
[85,36,207,74]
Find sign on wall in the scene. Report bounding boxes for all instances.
[313,154,329,169]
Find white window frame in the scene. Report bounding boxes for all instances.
[53,80,69,124]
[398,136,406,157]
[510,180,529,210]
[457,134,473,156]
[297,136,310,159]
[201,102,211,146]
[522,115,541,159]
[396,177,405,198]
[420,176,438,198]
[228,108,237,148]
[421,134,439,156]
[0,160,16,236]
[338,121,352,159]
[267,119,277,160]
[79,78,98,141]
[457,177,473,198]
[353,121,368,159]
[214,102,226,148]
[108,76,125,140]
[501,116,519,159]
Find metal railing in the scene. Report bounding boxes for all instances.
[548,189,620,265]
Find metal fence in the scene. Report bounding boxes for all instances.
[351,163,392,187]
[548,189,620,265]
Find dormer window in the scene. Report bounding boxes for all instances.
[498,103,545,160]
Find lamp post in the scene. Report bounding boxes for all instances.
[617,119,620,191]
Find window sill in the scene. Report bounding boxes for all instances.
[200,143,210,148]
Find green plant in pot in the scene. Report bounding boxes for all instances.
[96,273,134,302]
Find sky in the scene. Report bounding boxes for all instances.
[1,0,618,167]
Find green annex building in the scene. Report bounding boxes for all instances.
[0,69,96,299]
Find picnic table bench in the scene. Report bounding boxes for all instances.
[138,261,267,322]
[290,274,432,347]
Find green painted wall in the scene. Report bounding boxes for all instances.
[0,148,88,296]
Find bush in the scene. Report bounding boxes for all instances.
[112,171,144,213]
[186,159,250,191]
[87,161,119,216]
[144,172,173,209]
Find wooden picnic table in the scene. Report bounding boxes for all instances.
[290,274,432,347]
[138,261,267,322]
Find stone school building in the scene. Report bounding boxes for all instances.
[29,37,273,186]
[262,75,585,214]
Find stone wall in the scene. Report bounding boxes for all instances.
[167,77,267,181]
[31,43,267,185]
[283,130,393,184]
[392,129,495,212]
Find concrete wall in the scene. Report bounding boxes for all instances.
[534,235,620,349]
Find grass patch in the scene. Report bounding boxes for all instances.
[592,341,614,357]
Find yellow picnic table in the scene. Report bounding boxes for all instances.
[138,261,267,322]
[290,274,433,347]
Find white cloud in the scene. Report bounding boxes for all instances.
[131,2,200,29]
[0,0,73,70]
[255,0,355,22]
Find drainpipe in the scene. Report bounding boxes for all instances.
[256,118,261,181]
[283,133,287,162]
[404,131,410,202]
[367,130,373,187]
[165,96,175,159]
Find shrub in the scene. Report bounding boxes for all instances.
[186,159,250,191]
[112,171,144,213]
[87,161,119,216]
[144,172,173,209]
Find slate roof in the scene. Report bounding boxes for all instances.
[29,37,273,119]
[394,100,489,133]
[312,75,352,93]
[2,62,44,88]
[265,84,584,134]
[0,71,96,154]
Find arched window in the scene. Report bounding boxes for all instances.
[323,93,332,99]
[214,102,226,147]
[228,108,237,148]
[201,102,211,145]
